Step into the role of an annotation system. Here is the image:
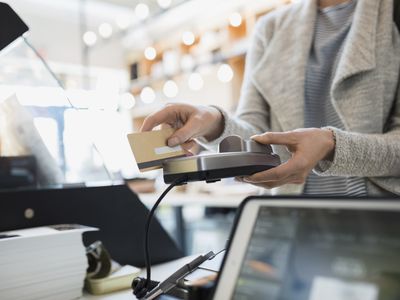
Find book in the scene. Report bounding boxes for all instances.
[0,224,97,300]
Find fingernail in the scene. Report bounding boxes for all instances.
[185,150,194,157]
[168,137,179,147]
[251,135,263,140]
[243,177,251,183]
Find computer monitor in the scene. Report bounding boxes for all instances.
[214,197,400,300]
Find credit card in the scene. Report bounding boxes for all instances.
[127,128,186,172]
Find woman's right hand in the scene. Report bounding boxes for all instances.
[140,103,224,148]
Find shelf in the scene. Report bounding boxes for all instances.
[124,0,291,125]
[129,37,248,91]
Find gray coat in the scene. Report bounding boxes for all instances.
[204,0,400,196]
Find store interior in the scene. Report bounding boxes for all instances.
[0,0,292,255]
[3,2,400,300]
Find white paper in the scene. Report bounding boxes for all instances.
[309,276,378,300]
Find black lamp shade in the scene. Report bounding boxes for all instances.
[0,2,29,51]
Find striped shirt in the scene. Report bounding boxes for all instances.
[303,0,367,196]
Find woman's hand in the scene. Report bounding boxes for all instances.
[240,128,335,189]
[140,103,224,151]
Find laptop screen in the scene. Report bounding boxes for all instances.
[232,206,400,300]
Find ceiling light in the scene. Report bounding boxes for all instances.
[182,31,195,46]
[116,15,131,30]
[188,73,204,91]
[83,31,97,46]
[157,0,172,9]
[217,64,234,83]
[120,93,136,109]
[135,3,150,21]
[163,80,178,98]
[140,87,156,103]
[180,54,194,71]
[144,46,157,60]
[98,23,113,39]
[200,31,217,50]
[229,12,242,27]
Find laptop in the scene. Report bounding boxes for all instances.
[213,196,400,300]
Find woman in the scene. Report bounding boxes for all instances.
[141,0,400,196]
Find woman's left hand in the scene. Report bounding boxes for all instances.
[239,128,335,189]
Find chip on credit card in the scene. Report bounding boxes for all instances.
[127,128,186,172]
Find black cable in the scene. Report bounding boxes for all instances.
[143,176,187,291]
[208,248,225,260]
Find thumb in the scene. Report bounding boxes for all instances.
[167,134,183,147]
[251,131,297,146]
[168,128,192,147]
[167,118,201,147]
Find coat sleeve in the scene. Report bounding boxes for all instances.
[314,94,400,178]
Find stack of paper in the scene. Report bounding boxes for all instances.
[0,225,96,300]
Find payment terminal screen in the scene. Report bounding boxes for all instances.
[232,206,400,300]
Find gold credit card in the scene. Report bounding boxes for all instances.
[127,128,185,172]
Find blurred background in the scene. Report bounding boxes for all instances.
[0,0,294,255]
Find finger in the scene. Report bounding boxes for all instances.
[242,180,282,189]
[140,106,177,132]
[160,123,172,130]
[249,174,300,189]
[183,149,194,156]
[271,174,301,187]
[252,131,298,146]
[243,159,298,184]
[168,117,202,147]
[181,140,196,151]
[248,182,279,189]
[248,182,270,189]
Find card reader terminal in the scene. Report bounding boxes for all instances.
[162,135,281,184]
